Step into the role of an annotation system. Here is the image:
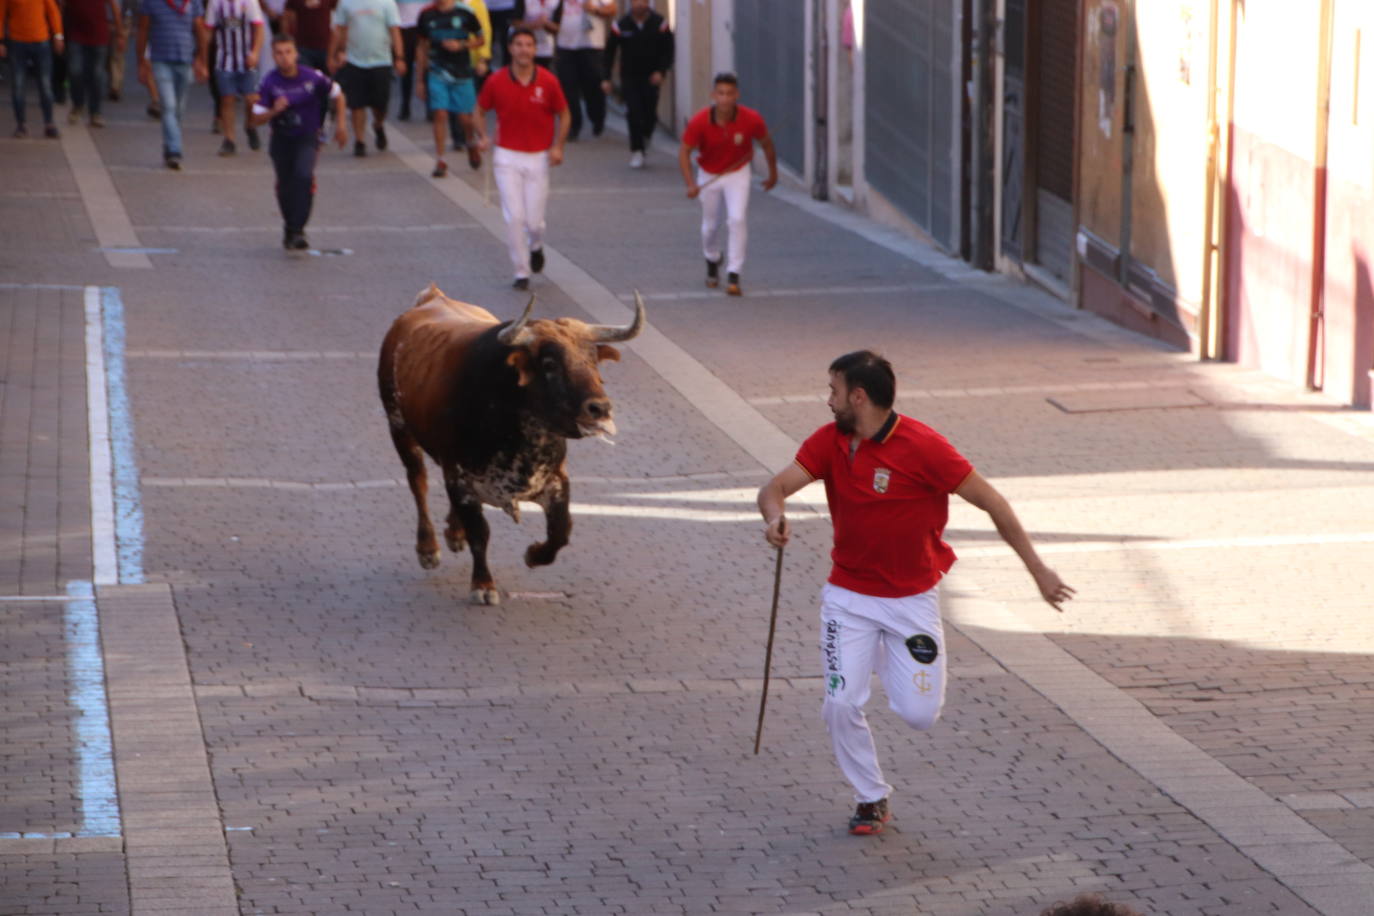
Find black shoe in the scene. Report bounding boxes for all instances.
[291,233,310,250]
[108,88,121,101]
[43,124,59,139]
[218,138,236,156]
[146,103,162,119]
[431,160,448,178]
[398,107,411,122]
[591,122,604,137]
[512,277,530,290]
[246,126,260,150]
[705,258,721,288]
[848,798,891,836]
[726,272,742,296]
[354,140,366,157]
[373,123,387,150]
[283,230,297,250]
[530,248,544,273]
[164,153,182,170]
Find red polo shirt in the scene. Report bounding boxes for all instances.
[476,64,567,153]
[682,104,768,175]
[795,414,974,598]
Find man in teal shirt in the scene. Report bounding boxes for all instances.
[328,0,403,156]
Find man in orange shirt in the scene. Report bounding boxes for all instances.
[1,0,65,137]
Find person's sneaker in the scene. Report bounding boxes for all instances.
[848,798,891,836]
[146,103,162,119]
[726,272,742,296]
[530,248,544,273]
[591,122,604,137]
[283,230,297,250]
[218,138,236,156]
[467,145,481,170]
[354,140,366,157]
[373,123,387,150]
[629,150,645,169]
[89,114,105,128]
[431,160,448,178]
[67,107,83,125]
[290,233,310,250]
[43,124,59,139]
[704,258,721,288]
[246,126,260,150]
[108,88,120,101]
[12,124,27,138]
[164,154,182,170]
[512,277,530,290]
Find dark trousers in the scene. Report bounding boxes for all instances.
[7,40,55,126]
[555,47,604,138]
[67,41,109,115]
[269,131,320,233]
[488,8,513,66]
[298,46,329,71]
[397,26,419,117]
[622,76,659,152]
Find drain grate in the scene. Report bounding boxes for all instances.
[1047,387,1210,413]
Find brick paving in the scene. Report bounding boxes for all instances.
[3,69,1374,916]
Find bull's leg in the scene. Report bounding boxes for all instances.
[526,476,571,568]
[443,465,499,605]
[441,467,468,554]
[388,427,441,569]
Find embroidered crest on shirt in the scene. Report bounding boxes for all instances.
[733,132,744,144]
[872,468,891,494]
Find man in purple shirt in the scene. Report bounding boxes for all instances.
[250,32,347,250]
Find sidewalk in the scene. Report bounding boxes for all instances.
[2,75,1373,916]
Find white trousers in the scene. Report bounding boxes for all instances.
[697,165,751,274]
[493,146,550,279]
[819,582,948,803]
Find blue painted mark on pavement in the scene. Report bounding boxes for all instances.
[101,286,145,584]
[98,247,179,255]
[65,580,121,837]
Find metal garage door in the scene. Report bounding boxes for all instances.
[732,0,806,174]
[865,0,960,250]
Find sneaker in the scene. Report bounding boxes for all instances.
[373,123,387,150]
[726,272,742,296]
[218,138,237,156]
[704,258,721,288]
[282,230,297,250]
[89,114,105,128]
[164,154,182,170]
[629,150,645,169]
[354,140,366,157]
[512,277,530,291]
[68,107,83,125]
[12,125,27,138]
[848,798,891,836]
[43,124,59,139]
[591,122,604,137]
[146,103,162,119]
[108,88,121,101]
[291,233,310,250]
[246,126,260,150]
[467,145,481,170]
[431,160,448,178]
[530,248,544,273]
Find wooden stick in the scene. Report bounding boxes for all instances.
[753,538,785,755]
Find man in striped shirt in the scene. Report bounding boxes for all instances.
[137,0,208,168]
[200,0,266,154]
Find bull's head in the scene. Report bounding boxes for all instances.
[497,292,646,439]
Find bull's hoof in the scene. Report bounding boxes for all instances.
[444,529,466,553]
[470,586,501,605]
[417,550,441,570]
[525,542,557,568]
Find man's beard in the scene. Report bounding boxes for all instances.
[833,407,856,436]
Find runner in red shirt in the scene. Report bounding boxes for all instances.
[757,350,1074,836]
[677,71,777,296]
[474,26,568,289]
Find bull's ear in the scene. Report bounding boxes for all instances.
[595,344,621,363]
[506,350,533,386]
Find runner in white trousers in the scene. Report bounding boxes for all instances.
[678,71,777,297]
[758,350,1075,835]
[474,27,569,289]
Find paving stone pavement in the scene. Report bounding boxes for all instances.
[3,69,1374,916]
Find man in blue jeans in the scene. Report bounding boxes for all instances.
[136,0,208,169]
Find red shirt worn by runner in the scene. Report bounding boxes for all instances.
[682,104,768,175]
[795,414,974,599]
[476,65,567,153]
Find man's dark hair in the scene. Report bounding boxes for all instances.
[1039,894,1145,916]
[713,71,738,87]
[829,350,896,409]
[508,26,537,43]
[272,32,296,45]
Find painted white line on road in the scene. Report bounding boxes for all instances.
[84,287,119,585]
[956,530,1374,559]
[623,282,953,302]
[99,288,145,584]
[127,349,372,359]
[64,581,121,837]
[61,125,152,269]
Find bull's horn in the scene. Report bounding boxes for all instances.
[589,290,646,343]
[497,295,536,345]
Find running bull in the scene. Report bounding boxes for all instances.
[378,284,645,604]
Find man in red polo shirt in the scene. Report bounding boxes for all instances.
[678,70,777,296]
[757,350,1074,836]
[474,26,568,289]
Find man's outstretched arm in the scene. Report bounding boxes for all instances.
[954,470,1075,611]
[757,463,812,548]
